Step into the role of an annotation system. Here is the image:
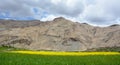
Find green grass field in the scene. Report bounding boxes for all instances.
[0,52,120,65]
[0,47,120,65]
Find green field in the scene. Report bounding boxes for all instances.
[0,52,120,65]
[0,47,120,65]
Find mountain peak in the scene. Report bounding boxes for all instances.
[110,24,120,27]
[53,17,66,21]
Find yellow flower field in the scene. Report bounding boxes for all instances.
[10,51,120,56]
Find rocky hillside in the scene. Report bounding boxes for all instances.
[0,17,120,51]
[0,19,41,31]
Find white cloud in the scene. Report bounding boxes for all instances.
[40,15,57,21]
[0,0,120,26]
[81,0,120,26]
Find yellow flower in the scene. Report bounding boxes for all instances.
[10,51,120,56]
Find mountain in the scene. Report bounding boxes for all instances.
[0,17,120,51]
[0,19,41,31]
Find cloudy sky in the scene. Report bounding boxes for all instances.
[0,0,120,26]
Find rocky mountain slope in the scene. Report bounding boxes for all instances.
[0,19,41,31]
[0,17,120,51]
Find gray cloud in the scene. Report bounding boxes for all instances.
[0,0,34,17]
[0,0,120,26]
[0,0,84,18]
[47,0,84,17]
[29,0,84,17]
